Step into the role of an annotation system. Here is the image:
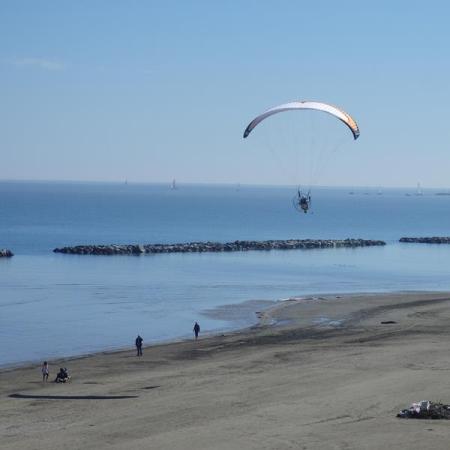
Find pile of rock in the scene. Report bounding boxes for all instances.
[400,237,450,244]
[53,239,386,256]
[397,401,450,419]
[0,249,13,258]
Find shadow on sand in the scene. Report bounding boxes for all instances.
[9,393,138,400]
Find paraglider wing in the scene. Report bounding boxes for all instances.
[243,101,360,140]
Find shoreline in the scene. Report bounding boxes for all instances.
[0,289,445,373]
[0,289,429,372]
[0,297,278,371]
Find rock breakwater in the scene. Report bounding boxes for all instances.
[0,249,13,257]
[400,237,450,244]
[53,239,386,256]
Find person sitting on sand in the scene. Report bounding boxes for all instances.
[55,367,70,383]
[41,361,49,382]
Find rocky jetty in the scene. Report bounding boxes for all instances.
[0,249,13,258]
[53,239,386,256]
[400,237,450,244]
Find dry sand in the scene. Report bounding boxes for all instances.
[2,292,450,449]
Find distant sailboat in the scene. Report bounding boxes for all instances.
[170,179,177,190]
[415,182,423,196]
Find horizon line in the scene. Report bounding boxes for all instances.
[0,178,447,191]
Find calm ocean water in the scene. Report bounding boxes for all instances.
[1,181,450,367]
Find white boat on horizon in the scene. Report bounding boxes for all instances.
[415,182,423,196]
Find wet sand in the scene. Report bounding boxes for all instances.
[2,292,450,449]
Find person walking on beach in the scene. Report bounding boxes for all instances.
[41,361,49,382]
[135,335,143,356]
[193,322,200,340]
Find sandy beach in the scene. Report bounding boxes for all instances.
[2,291,450,449]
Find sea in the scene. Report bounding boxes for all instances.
[1,180,450,367]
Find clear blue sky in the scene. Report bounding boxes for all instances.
[1,1,450,187]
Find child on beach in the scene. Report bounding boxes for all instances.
[42,361,49,382]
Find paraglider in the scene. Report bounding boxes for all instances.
[243,100,359,214]
[293,189,311,214]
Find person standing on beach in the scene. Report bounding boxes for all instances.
[135,335,143,356]
[41,361,49,382]
[193,322,200,339]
